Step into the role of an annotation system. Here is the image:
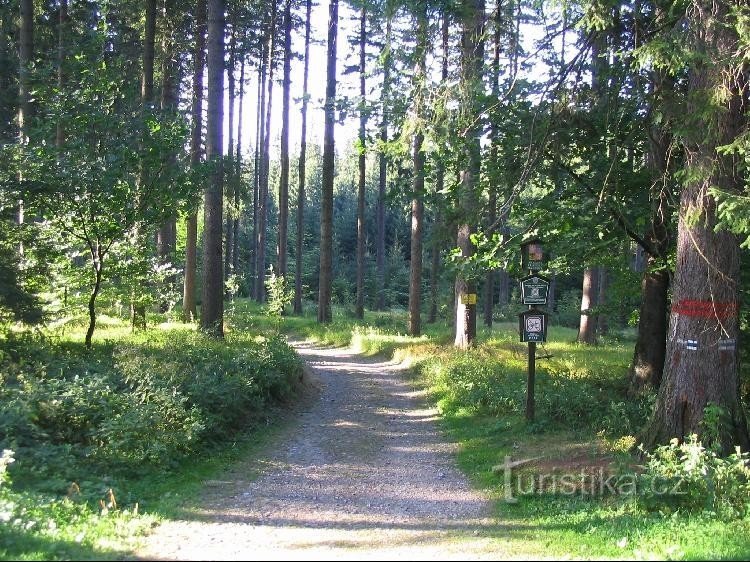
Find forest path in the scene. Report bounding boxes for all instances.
[135,342,510,561]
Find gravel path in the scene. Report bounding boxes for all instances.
[136,342,505,560]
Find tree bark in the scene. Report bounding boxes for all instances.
[642,0,749,453]
[428,11,450,325]
[294,0,312,315]
[200,0,225,336]
[317,0,338,324]
[577,267,598,345]
[157,0,179,292]
[408,2,427,337]
[629,64,674,392]
[233,55,244,277]
[355,4,367,320]
[596,267,608,336]
[224,10,236,285]
[85,251,104,349]
[56,0,68,148]
[255,0,278,302]
[278,0,292,279]
[454,0,484,350]
[376,11,392,311]
[183,0,206,323]
[484,0,504,329]
[18,0,33,142]
[132,0,157,330]
[251,43,265,300]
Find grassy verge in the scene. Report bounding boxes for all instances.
[0,312,304,560]
[250,299,750,560]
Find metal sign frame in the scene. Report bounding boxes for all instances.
[519,274,550,306]
[518,309,548,343]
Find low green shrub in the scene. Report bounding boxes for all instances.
[424,352,524,416]
[637,435,750,519]
[0,328,302,489]
[420,348,652,437]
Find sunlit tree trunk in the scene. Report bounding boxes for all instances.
[233,55,244,277]
[278,0,292,279]
[577,267,598,345]
[376,9,392,311]
[355,4,367,320]
[200,0,225,336]
[255,0,278,302]
[250,40,265,300]
[317,0,338,324]
[183,0,206,323]
[294,0,312,315]
[132,0,157,330]
[408,1,427,337]
[157,0,179,301]
[454,0,484,350]
[224,9,236,285]
[428,11,449,325]
[484,0,503,329]
[16,0,33,246]
[56,0,67,148]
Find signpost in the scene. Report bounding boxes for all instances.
[519,240,547,422]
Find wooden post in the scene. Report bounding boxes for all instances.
[526,339,536,421]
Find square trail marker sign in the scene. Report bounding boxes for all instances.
[519,309,548,343]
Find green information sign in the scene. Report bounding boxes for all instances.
[520,275,550,306]
[519,309,548,343]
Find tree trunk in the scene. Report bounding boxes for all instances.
[428,11,449,325]
[132,0,157,329]
[294,0,312,315]
[157,0,179,310]
[577,267,598,345]
[251,46,265,300]
[157,0,179,269]
[596,267,608,336]
[233,55,244,277]
[18,0,32,141]
[408,3,427,337]
[355,4,367,320]
[85,256,104,349]
[255,0,278,302]
[317,0,338,324]
[454,0,484,350]
[183,0,206,323]
[200,0,225,336]
[629,64,674,392]
[642,0,749,452]
[56,0,68,148]
[484,0,503,330]
[376,12,392,311]
[630,262,669,390]
[547,271,556,313]
[224,12,236,285]
[278,0,292,279]
[16,0,33,249]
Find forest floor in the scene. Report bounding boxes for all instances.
[135,342,517,561]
